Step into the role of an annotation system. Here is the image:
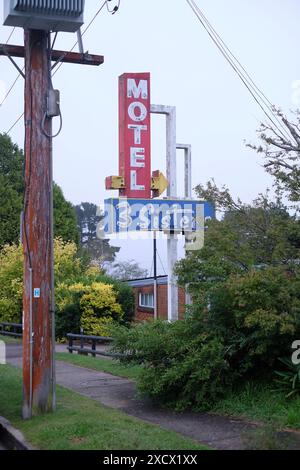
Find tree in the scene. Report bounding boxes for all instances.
[0,244,23,323]
[107,259,148,281]
[75,202,119,265]
[176,181,300,292]
[110,184,300,411]
[53,183,78,245]
[56,282,123,338]
[0,174,23,248]
[249,110,300,202]
[0,238,82,324]
[0,133,81,247]
[0,133,24,193]
[0,134,24,247]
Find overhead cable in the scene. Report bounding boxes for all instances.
[185,0,291,141]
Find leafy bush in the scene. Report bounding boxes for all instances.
[54,237,82,284]
[0,238,90,330]
[56,282,123,338]
[55,282,83,338]
[92,274,135,325]
[111,320,231,410]
[111,267,300,411]
[274,357,300,398]
[200,267,300,374]
[80,282,123,336]
[0,244,23,323]
[55,271,135,338]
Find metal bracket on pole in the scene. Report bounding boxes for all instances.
[151,105,178,322]
[1,45,25,78]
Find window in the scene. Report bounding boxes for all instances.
[139,292,154,309]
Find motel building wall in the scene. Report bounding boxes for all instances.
[126,276,186,322]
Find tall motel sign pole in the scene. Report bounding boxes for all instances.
[105,76,207,322]
[1,1,103,418]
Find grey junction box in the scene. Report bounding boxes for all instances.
[3,0,85,32]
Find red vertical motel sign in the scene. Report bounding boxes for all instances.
[119,73,151,199]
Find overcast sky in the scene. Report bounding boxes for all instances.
[0,0,299,275]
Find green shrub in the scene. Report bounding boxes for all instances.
[55,272,135,339]
[80,282,123,336]
[201,267,300,375]
[274,357,300,398]
[56,282,123,338]
[0,244,23,323]
[111,320,231,410]
[93,274,135,325]
[55,282,83,338]
[111,267,300,411]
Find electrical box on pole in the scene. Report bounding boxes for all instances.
[3,0,85,32]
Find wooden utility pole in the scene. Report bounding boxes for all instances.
[0,32,103,419]
[22,29,53,419]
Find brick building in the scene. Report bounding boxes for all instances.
[126,276,186,322]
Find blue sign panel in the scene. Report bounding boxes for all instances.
[34,288,40,299]
[103,198,215,233]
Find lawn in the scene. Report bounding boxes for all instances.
[0,365,209,450]
[211,381,300,430]
[55,352,142,380]
[55,353,300,430]
[4,338,300,433]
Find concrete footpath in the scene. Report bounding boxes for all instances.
[6,343,300,450]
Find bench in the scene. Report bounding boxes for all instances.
[67,333,123,358]
[0,322,22,338]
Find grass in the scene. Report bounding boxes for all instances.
[0,334,21,345]
[56,353,300,430]
[55,352,142,380]
[211,381,300,430]
[0,365,209,450]
[5,339,300,435]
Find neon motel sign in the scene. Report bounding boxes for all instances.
[119,73,151,199]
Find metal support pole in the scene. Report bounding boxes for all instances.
[153,232,158,320]
[23,30,54,419]
[177,144,192,199]
[151,105,178,321]
[77,28,84,55]
[177,144,193,307]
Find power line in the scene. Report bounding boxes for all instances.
[157,248,167,276]
[186,0,290,140]
[5,111,24,135]
[185,0,291,142]
[0,26,24,107]
[0,71,23,107]
[186,0,291,141]
[149,257,154,277]
[190,1,291,141]
[5,27,15,44]
[4,1,108,135]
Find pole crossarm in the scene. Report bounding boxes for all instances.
[0,44,104,66]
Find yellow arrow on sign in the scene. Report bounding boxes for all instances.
[151,170,169,198]
[105,175,125,190]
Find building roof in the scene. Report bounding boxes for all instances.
[125,276,168,288]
